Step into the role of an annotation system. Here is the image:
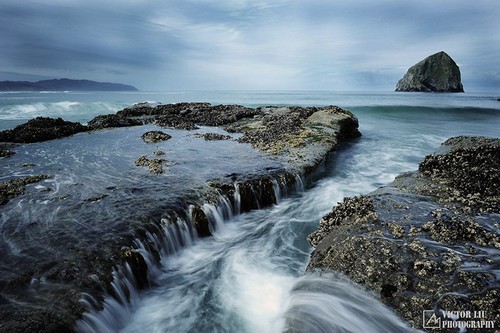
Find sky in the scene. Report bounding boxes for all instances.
[1,0,499,92]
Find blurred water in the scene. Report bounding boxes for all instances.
[1,91,499,332]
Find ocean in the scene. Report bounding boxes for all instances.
[1,91,499,332]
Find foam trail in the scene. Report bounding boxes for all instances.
[283,273,420,333]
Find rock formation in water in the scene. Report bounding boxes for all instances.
[395,51,464,92]
[307,136,499,330]
[0,102,361,332]
[0,117,88,143]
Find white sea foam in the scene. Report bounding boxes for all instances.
[219,251,294,333]
[0,100,126,130]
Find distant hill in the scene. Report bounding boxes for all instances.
[0,78,138,91]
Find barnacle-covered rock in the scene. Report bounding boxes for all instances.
[308,136,500,330]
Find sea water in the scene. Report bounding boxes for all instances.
[1,91,499,332]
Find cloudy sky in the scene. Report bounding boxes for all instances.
[1,0,499,91]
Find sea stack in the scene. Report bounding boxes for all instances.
[395,51,464,93]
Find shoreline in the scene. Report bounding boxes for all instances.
[0,102,360,332]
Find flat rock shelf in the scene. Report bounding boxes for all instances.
[0,103,360,332]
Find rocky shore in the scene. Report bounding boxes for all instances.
[0,103,360,332]
[307,136,499,332]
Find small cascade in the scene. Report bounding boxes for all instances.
[219,195,234,220]
[76,173,307,333]
[294,173,304,193]
[250,184,262,209]
[132,238,161,282]
[76,216,198,332]
[272,178,282,204]
[202,203,227,234]
[76,263,139,333]
[176,217,196,247]
[159,217,197,255]
[233,182,241,215]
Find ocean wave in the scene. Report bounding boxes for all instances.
[0,101,124,122]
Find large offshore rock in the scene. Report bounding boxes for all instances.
[307,136,499,331]
[395,51,464,92]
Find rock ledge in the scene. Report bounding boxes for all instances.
[308,136,499,331]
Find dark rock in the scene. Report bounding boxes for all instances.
[417,136,500,213]
[307,136,500,330]
[0,146,15,158]
[194,133,232,141]
[135,155,167,174]
[87,114,142,129]
[141,131,172,143]
[122,247,149,290]
[0,302,75,333]
[0,175,52,205]
[0,117,88,143]
[0,102,362,332]
[154,117,198,130]
[190,206,212,237]
[395,51,464,92]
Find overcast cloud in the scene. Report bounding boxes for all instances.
[1,0,499,91]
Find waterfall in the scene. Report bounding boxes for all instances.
[76,173,305,332]
[76,214,200,332]
[233,182,241,215]
[76,263,139,333]
[272,178,282,204]
[294,173,304,193]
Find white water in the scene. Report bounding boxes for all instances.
[1,91,499,332]
[78,130,424,332]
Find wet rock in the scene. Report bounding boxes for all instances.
[154,117,198,130]
[85,194,108,203]
[194,133,232,141]
[0,117,88,143]
[122,247,149,290]
[0,175,52,205]
[0,102,362,332]
[134,155,167,174]
[307,136,500,331]
[141,131,172,143]
[118,102,210,118]
[0,148,15,158]
[0,302,74,333]
[236,106,360,157]
[190,206,211,237]
[417,136,500,213]
[87,114,142,129]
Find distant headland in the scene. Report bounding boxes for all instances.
[0,78,138,92]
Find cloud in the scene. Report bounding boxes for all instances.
[0,0,499,91]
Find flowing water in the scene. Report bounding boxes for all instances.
[1,91,499,332]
